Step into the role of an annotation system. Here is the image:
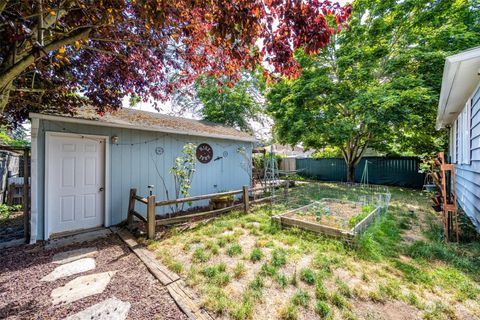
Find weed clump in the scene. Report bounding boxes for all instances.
[227,243,243,257]
[250,247,264,262]
[300,268,316,285]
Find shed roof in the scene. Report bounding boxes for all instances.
[30,107,256,142]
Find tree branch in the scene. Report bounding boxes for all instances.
[0,0,8,13]
[0,27,92,111]
[83,46,126,58]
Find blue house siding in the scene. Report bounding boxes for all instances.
[35,119,252,240]
[454,85,480,230]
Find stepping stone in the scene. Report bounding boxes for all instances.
[64,297,130,320]
[46,229,111,250]
[51,271,116,305]
[42,258,96,282]
[53,247,98,264]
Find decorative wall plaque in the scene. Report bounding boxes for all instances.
[155,146,164,155]
[196,143,213,163]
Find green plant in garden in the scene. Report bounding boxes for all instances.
[227,243,242,257]
[300,268,316,285]
[315,300,331,318]
[250,247,263,262]
[349,205,375,228]
[0,204,21,221]
[171,143,197,212]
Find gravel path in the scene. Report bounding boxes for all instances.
[0,234,187,320]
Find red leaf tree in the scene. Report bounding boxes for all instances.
[0,0,350,125]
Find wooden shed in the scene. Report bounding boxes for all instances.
[29,107,255,242]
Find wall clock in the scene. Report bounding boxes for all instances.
[196,143,213,163]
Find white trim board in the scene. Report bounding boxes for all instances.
[29,113,257,143]
[44,131,110,239]
[29,118,39,244]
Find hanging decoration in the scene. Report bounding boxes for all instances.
[155,146,164,155]
[196,143,213,163]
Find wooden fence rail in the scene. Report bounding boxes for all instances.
[127,182,289,239]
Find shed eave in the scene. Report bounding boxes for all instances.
[436,46,480,130]
[29,112,257,143]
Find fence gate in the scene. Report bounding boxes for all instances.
[0,145,30,247]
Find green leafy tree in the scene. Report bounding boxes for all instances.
[267,0,479,182]
[196,74,264,132]
[0,126,29,147]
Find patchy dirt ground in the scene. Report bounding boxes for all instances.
[0,234,187,320]
[147,183,480,320]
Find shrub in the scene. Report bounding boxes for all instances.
[315,281,328,301]
[202,286,230,314]
[271,248,287,267]
[330,292,348,309]
[291,289,310,307]
[300,268,316,285]
[227,243,243,257]
[233,262,246,279]
[192,247,209,262]
[315,300,331,318]
[260,263,277,277]
[336,278,352,298]
[250,247,263,262]
[279,302,298,320]
[249,275,264,292]
[205,240,220,255]
[276,274,288,289]
[216,237,227,248]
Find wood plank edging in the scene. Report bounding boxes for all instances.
[113,228,213,320]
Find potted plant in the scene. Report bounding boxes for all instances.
[211,193,235,209]
[419,157,439,192]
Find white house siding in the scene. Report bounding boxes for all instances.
[454,85,480,230]
[35,119,252,240]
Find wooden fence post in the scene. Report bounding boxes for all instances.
[147,194,156,239]
[127,188,136,229]
[243,186,249,213]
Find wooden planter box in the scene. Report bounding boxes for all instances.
[272,200,383,240]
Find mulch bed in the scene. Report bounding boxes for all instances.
[0,211,24,242]
[0,234,187,320]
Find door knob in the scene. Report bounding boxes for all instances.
[99,187,104,192]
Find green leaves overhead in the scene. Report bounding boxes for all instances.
[267,0,479,181]
[196,73,264,132]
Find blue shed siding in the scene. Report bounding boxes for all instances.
[454,85,480,230]
[35,119,252,240]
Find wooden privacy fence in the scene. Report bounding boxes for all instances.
[127,182,290,239]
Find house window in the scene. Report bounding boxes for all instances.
[455,100,471,165]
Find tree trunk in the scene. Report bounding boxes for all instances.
[347,161,356,183]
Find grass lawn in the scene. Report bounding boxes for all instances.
[145,182,480,320]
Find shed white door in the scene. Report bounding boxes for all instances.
[46,134,105,236]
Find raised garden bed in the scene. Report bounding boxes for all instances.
[272,198,385,240]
